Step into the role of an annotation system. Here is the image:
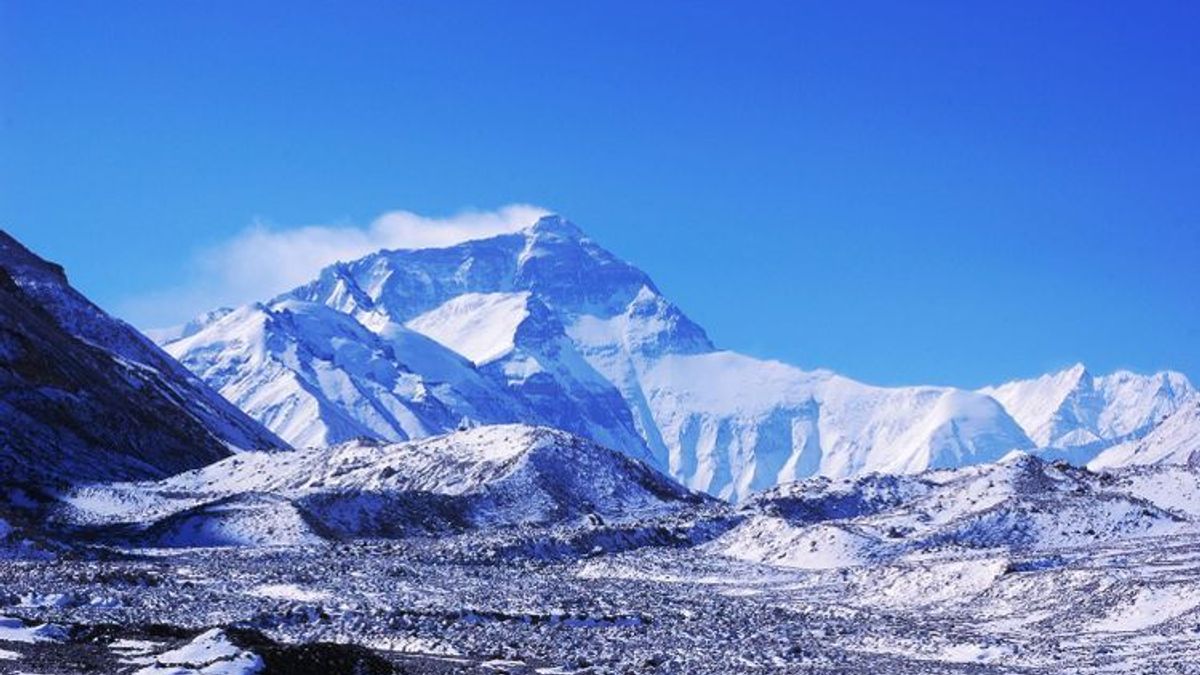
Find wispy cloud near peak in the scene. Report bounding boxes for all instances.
[120,204,550,330]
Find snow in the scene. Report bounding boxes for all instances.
[1090,586,1200,633]
[18,218,1200,673]
[936,642,1015,664]
[641,353,1030,499]
[406,292,531,365]
[714,454,1191,572]
[163,299,494,448]
[981,363,1195,457]
[69,425,704,543]
[714,517,882,569]
[1099,464,1200,518]
[248,583,331,602]
[155,629,242,665]
[146,493,324,548]
[1090,401,1200,470]
[135,629,264,675]
[111,639,161,653]
[980,363,1099,447]
[186,219,1045,498]
[0,617,67,643]
[149,216,1197,500]
[13,446,1200,672]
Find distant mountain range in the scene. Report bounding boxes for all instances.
[152,215,1197,500]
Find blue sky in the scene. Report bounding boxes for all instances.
[2,1,1197,388]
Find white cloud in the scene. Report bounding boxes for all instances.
[119,204,550,329]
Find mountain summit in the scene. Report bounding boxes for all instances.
[159,216,1196,500]
[980,363,1195,450]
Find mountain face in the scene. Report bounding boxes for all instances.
[162,298,526,448]
[0,231,284,485]
[404,291,654,461]
[160,216,1034,500]
[980,363,1196,452]
[1089,400,1200,470]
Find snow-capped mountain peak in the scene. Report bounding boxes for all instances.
[161,297,526,449]
[981,363,1196,451]
[158,216,1198,499]
[523,213,587,240]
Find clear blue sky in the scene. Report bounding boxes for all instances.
[2,1,1197,388]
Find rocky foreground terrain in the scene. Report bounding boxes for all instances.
[3,528,1200,673]
[4,449,1200,674]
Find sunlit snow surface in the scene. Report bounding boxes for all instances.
[406,292,532,365]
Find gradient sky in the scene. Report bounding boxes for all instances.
[2,1,1197,388]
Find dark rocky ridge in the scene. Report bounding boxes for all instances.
[0,230,285,485]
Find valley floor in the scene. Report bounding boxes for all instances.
[4,532,1200,674]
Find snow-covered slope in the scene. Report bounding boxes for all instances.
[0,231,284,485]
[407,292,652,460]
[981,363,1195,452]
[162,299,525,448]
[65,425,709,543]
[406,291,531,365]
[639,352,1033,499]
[1090,400,1200,470]
[716,454,1196,569]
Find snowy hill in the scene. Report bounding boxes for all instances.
[717,454,1197,569]
[0,231,284,485]
[158,214,1196,499]
[64,425,709,544]
[980,363,1195,452]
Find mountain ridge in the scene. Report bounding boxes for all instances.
[156,216,1198,499]
[0,230,286,485]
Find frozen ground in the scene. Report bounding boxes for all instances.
[6,435,1200,673]
[3,528,1200,674]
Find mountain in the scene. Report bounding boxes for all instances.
[162,298,525,447]
[404,291,653,461]
[1089,400,1200,470]
[62,425,710,545]
[980,363,1195,454]
[716,453,1197,569]
[635,353,1033,498]
[0,231,284,485]
[159,214,1196,500]
[161,215,1043,500]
